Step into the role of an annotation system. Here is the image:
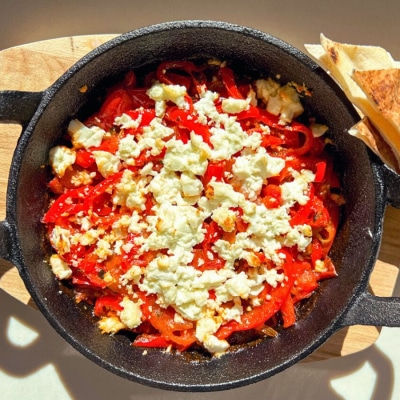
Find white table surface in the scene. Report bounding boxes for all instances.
[1,1,400,399]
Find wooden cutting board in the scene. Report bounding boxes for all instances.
[0,35,399,362]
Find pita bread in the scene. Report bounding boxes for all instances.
[306,35,395,98]
[352,69,400,131]
[305,35,400,172]
[349,117,399,173]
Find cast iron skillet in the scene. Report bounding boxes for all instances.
[1,21,400,392]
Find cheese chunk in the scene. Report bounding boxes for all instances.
[49,146,76,178]
[49,254,72,280]
[68,119,106,149]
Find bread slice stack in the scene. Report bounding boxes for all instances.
[305,35,400,173]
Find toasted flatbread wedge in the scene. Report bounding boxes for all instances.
[351,68,400,168]
[305,35,396,97]
[349,117,400,173]
[352,68,400,132]
[305,35,400,172]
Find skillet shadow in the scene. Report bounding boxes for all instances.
[0,284,398,400]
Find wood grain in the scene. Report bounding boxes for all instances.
[0,35,398,362]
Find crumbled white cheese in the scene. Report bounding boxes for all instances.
[112,169,147,210]
[195,317,229,354]
[68,119,106,149]
[70,169,93,186]
[71,228,101,247]
[94,237,114,261]
[120,265,142,286]
[98,316,126,334]
[209,114,248,160]
[111,214,132,238]
[141,118,174,156]
[284,224,312,251]
[211,206,237,232]
[49,146,76,178]
[119,297,142,329]
[280,169,315,206]
[193,89,220,124]
[49,254,72,280]
[128,210,148,234]
[147,82,188,116]
[117,135,141,163]
[114,112,142,130]
[221,97,249,114]
[143,203,206,253]
[199,180,245,212]
[232,146,284,200]
[146,169,185,205]
[139,256,226,321]
[314,259,326,273]
[50,226,71,255]
[180,171,204,199]
[255,78,304,124]
[163,133,209,176]
[92,150,121,178]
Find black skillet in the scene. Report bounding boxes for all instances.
[1,21,400,392]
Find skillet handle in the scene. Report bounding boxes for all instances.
[339,292,400,327]
[0,91,43,266]
[0,90,43,125]
[0,220,15,264]
[380,164,400,208]
[339,162,400,327]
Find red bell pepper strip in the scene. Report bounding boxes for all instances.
[156,60,206,94]
[166,106,212,146]
[94,294,123,317]
[236,105,261,121]
[261,184,282,209]
[291,268,318,303]
[95,88,134,129]
[124,108,156,133]
[216,249,294,339]
[75,149,95,168]
[202,161,226,187]
[216,283,289,339]
[140,294,197,349]
[310,239,323,267]
[289,199,313,227]
[83,171,123,212]
[314,161,327,183]
[71,270,107,289]
[261,134,285,149]
[91,136,120,154]
[314,256,337,280]
[240,106,315,156]
[235,210,249,233]
[133,333,172,348]
[42,185,91,223]
[281,293,296,328]
[122,70,137,88]
[285,122,314,156]
[47,177,66,195]
[257,107,282,127]
[219,67,244,99]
